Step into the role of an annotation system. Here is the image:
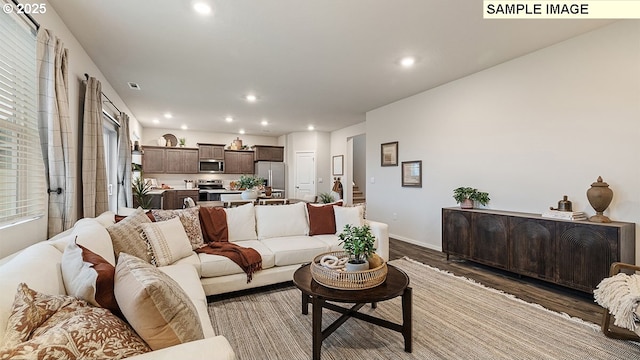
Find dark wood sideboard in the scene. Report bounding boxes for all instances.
[442,207,635,293]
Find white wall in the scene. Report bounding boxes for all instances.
[330,122,366,204]
[284,132,331,198]
[353,134,366,194]
[366,21,640,263]
[1,1,142,258]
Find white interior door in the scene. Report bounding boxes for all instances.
[294,152,315,199]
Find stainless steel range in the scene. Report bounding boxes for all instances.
[198,179,224,201]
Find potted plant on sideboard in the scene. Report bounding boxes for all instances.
[237,175,265,200]
[339,224,377,272]
[453,186,490,209]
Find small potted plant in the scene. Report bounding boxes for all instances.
[339,224,377,272]
[178,137,186,147]
[237,175,265,200]
[132,177,152,209]
[318,192,336,204]
[453,186,490,209]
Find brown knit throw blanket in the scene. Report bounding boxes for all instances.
[198,207,262,282]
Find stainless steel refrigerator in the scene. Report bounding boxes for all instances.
[255,161,285,190]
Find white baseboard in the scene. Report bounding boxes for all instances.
[389,234,443,252]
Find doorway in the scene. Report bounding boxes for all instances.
[294,151,315,199]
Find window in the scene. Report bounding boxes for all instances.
[103,111,118,212]
[0,7,45,227]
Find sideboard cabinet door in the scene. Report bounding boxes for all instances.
[556,223,619,292]
[509,217,556,281]
[442,208,472,259]
[470,213,509,269]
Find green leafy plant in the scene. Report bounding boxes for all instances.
[338,224,376,264]
[178,137,186,146]
[237,175,265,190]
[132,177,152,209]
[318,192,335,204]
[452,186,490,206]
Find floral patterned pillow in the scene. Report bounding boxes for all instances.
[0,283,150,360]
[151,206,204,250]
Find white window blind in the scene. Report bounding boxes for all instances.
[0,7,45,227]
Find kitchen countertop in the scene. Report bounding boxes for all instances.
[148,188,200,195]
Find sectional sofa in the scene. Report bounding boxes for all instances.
[0,201,389,359]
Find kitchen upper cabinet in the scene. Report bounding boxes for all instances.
[142,146,165,173]
[142,146,198,174]
[198,143,225,160]
[166,148,198,174]
[253,145,284,162]
[224,150,254,174]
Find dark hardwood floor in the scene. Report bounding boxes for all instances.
[389,238,605,325]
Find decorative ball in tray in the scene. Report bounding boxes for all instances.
[310,251,387,290]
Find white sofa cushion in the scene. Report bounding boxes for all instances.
[260,236,329,266]
[49,217,116,266]
[224,203,257,242]
[334,205,364,234]
[199,240,275,278]
[0,242,66,340]
[140,217,193,267]
[311,234,343,252]
[255,202,309,239]
[159,264,215,339]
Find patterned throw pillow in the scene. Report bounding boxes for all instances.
[0,283,150,360]
[114,253,204,350]
[140,217,193,267]
[151,207,204,250]
[107,208,153,263]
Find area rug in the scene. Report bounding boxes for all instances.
[207,257,640,359]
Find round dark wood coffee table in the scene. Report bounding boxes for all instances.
[293,263,412,360]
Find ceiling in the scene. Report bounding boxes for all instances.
[47,0,613,137]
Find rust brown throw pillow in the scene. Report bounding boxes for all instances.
[114,211,156,223]
[307,203,337,235]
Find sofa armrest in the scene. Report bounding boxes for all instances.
[365,220,389,262]
[126,336,236,360]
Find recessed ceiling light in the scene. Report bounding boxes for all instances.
[239,129,246,135]
[152,119,159,124]
[261,120,268,126]
[245,94,257,102]
[307,125,315,131]
[400,56,416,68]
[193,2,212,15]
[164,113,173,119]
[181,125,188,130]
[225,116,233,123]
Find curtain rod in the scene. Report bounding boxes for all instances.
[84,73,123,116]
[11,0,39,30]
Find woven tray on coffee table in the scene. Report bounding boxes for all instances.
[310,251,387,290]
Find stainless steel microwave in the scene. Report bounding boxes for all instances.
[199,160,224,173]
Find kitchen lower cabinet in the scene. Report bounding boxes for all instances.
[162,190,200,210]
[442,207,635,293]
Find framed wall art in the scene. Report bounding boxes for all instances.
[381,141,398,166]
[332,155,344,176]
[402,160,422,187]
